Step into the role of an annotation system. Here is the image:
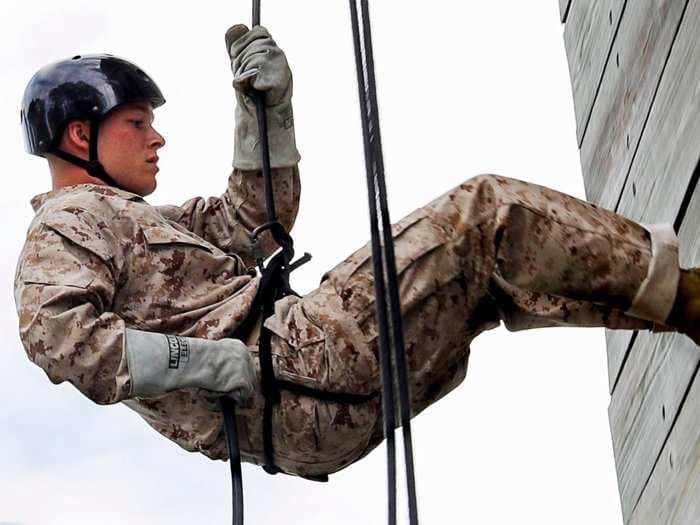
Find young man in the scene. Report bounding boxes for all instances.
[15,24,700,480]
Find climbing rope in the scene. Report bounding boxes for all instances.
[348,1,420,524]
[222,1,311,523]
[221,396,244,525]
[219,8,268,525]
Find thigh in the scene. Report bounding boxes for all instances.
[267,187,502,412]
[259,180,506,474]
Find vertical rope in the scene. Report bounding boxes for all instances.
[349,2,397,522]
[349,1,419,524]
[220,4,271,524]
[221,397,244,525]
[251,0,277,221]
[252,0,261,26]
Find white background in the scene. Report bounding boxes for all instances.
[0,1,623,524]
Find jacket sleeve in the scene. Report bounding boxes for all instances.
[14,209,130,405]
[155,166,300,268]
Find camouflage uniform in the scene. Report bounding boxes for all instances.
[15,169,679,479]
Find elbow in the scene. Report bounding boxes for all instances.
[29,345,129,406]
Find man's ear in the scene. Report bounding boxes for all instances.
[62,120,91,153]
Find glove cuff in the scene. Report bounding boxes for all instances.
[234,98,301,170]
[125,328,173,398]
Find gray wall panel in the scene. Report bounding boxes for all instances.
[564,0,626,145]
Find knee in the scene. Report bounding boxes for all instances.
[451,174,509,216]
[465,173,500,184]
[460,174,526,213]
[462,173,510,191]
[457,174,509,205]
[426,174,515,232]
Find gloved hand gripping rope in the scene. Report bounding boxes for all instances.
[220,2,310,525]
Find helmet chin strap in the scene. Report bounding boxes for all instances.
[50,118,123,190]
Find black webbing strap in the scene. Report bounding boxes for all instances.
[349,2,420,524]
[50,118,123,189]
[253,250,284,476]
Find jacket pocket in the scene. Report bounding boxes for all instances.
[133,223,247,319]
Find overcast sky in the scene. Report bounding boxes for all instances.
[0,2,624,524]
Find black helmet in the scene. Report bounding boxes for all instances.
[21,54,165,186]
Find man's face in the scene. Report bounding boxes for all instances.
[97,102,165,196]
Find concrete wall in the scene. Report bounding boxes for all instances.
[560,1,700,523]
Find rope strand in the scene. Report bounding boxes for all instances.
[349,1,420,523]
[349,2,397,522]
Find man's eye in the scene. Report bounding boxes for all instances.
[129,120,145,128]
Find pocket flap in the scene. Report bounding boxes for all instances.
[323,208,442,288]
[42,210,113,263]
[141,224,214,253]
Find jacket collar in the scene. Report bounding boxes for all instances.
[31,184,145,212]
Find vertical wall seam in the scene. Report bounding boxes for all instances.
[613,0,690,214]
[626,148,700,520]
[610,332,638,396]
[562,0,573,24]
[578,0,629,148]
[630,359,700,519]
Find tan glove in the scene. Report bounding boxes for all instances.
[125,328,255,404]
[225,24,300,170]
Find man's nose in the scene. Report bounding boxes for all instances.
[149,127,166,149]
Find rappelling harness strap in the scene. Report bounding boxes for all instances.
[230,163,377,477]
[50,117,123,189]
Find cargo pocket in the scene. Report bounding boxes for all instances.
[265,289,382,396]
[265,296,329,389]
[264,295,381,471]
[272,392,325,465]
[322,207,450,329]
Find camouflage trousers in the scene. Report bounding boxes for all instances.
[235,174,679,478]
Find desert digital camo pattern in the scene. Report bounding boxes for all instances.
[14,167,297,453]
[14,172,679,478]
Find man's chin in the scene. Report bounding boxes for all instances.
[136,183,157,197]
[116,185,154,197]
[118,176,157,196]
[139,180,157,196]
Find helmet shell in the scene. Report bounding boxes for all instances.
[21,54,165,156]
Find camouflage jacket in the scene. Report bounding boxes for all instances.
[14,167,299,457]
